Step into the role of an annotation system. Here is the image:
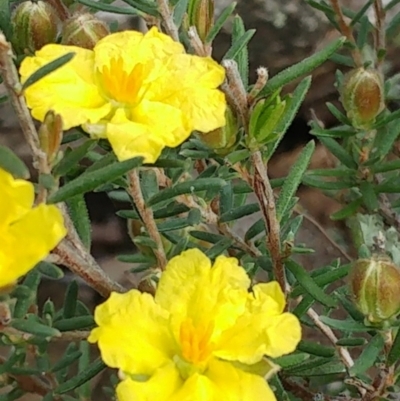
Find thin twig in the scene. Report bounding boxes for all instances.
[0,34,47,172]
[251,151,286,294]
[1,326,90,342]
[156,0,180,41]
[293,205,353,262]
[328,0,363,67]
[128,170,167,270]
[306,307,355,370]
[54,240,125,297]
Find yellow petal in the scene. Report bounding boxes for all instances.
[215,282,301,363]
[131,100,189,148]
[206,359,277,401]
[105,108,167,163]
[94,27,184,72]
[20,44,110,129]
[148,54,226,132]
[0,168,34,226]
[0,203,66,288]
[88,290,176,376]
[263,313,302,358]
[155,249,250,341]
[116,362,183,401]
[171,373,216,401]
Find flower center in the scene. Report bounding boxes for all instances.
[179,319,214,365]
[98,57,144,105]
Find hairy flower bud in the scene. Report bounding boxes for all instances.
[200,106,238,155]
[188,0,214,42]
[247,93,286,150]
[11,1,60,54]
[340,67,385,129]
[350,257,400,324]
[38,111,63,166]
[61,13,110,50]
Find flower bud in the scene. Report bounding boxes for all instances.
[61,13,109,49]
[38,111,63,166]
[247,93,286,150]
[188,0,214,42]
[11,1,60,54]
[200,106,238,155]
[350,257,400,324]
[340,67,384,129]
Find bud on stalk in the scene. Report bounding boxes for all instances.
[61,13,110,50]
[350,256,400,324]
[38,111,63,166]
[11,1,60,54]
[340,67,384,129]
[188,0,214,42]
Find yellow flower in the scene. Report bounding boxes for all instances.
[19,28,226,164]
[0,168,66,288]
[89,249,301,401]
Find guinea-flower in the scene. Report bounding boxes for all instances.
[89,249,301,401]
[19,27,226,164]
[0,168,66,288]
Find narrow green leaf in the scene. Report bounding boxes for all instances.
[63,280,78,319]
[360,181,378,211]
[330,198,362,220]
[326,102,351,125]
[76,0,141,14]
[77,341,91,399]
[11,319,60,338]
[219,203,260,223]
[264,77,312,161]
[36,261,64,280]
[371,159,400,173]
[205,2,236,43]
[268,376,291,401]
[53,316,95,331]
[13,271,41,318]
[289,361,346,377]
[319,136,357,169]
[350,0,374,26]
[51,350,82,373]
[302,175,355,190]
[22,53,75,91]
[53,140,96,176]
[205,238,233,259]
[0,145,29,178]
[274,353,310,369]
[284,356,334,374]
[285,260,337,307]
[189,230,224,244]
[223,29,255,61]
[259,37,345,97]
[350,334,384,376]
[297,340,335,357]
[388,328,400,366]
[157,218,190,232]
[66,194,91,249]
[147,178,226,206]
[319,316,370,331]
[173,0,189,27]
[291,265,350,297]
[245,219,265,241]
[374,119,400,158]
[336,337,366,346]
[121,0,159,15]
[48,157,143,203]
[0,0,12,39]
[276,140,315,221]
[55,359,106,394]
[140,170,159,202]
[231,15,249,87]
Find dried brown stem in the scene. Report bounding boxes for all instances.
[0,34,47,173]
[251,151,286,294]
[128,170,167,270]
[328,0,363,67]
[156,0,180,41]
[54,239,125,297]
